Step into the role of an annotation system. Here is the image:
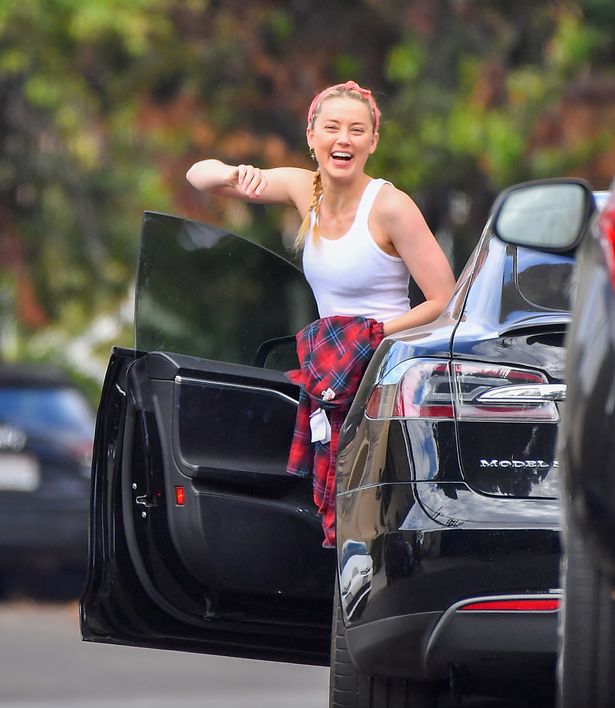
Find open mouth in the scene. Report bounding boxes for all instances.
[331,151,352,162]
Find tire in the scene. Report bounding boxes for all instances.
[558,511,615,707]
[329,579,438,708]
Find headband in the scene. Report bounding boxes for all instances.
[307,80,381,133]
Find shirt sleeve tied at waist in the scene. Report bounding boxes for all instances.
[285,315,384,547]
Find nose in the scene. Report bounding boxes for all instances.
[336,129,351,144]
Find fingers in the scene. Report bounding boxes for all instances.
[236,164,268,198]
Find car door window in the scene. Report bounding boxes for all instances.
[135,212,317,369]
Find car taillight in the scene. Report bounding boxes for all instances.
[365,360,453,419]
[366,359,454,419]
[365,358,561,422]
[598,188,615,291]
[453,361,561,421]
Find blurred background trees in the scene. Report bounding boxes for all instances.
[1,0,614,397]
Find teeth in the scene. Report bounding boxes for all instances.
[332,152,352,159]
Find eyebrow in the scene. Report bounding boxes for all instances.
[322,119,369,126]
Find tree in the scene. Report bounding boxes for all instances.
[0,0,614,389]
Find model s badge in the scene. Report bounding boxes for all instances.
[480,459,559,469]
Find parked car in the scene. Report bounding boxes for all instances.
[557,177,615,708]
[0,363,95,595]
[80,180,596,707]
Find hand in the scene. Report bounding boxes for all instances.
[234,164,268,199]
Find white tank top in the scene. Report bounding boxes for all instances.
[302,178,410,322]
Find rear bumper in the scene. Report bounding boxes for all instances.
[426,593,559,677]
[346,592,559,682]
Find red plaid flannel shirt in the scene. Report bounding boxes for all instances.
[286,316,384,548]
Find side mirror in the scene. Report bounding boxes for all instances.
[492,178,595,252]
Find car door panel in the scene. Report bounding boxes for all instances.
[134,351,301,483]
[126,350,332,597]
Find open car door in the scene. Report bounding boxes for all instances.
[80,212,335,665]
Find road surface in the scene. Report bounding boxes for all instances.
[0,600,329,708]
[0,598,546,707]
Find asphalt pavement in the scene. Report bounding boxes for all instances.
[0,598,546,708]
[0,600,329,708]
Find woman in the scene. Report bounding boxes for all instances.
[186,80,456,545]
[186,80,455,336]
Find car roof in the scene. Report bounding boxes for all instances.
[0,363,73,389]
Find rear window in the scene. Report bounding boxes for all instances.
[0,388,94,440]
[515,248,575,312]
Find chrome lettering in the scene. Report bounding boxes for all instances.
[479,458,559,469]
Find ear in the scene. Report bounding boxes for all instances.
[306,127,314,151]
[369,131,380,155]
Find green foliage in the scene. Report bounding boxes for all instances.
[547,9,603,71]
[371,0,615,274]
[387,38,423,84]
[1,0,615,396]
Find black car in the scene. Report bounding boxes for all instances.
[0,364,94,594]
[80,180,595,707]
[557,178,615,708]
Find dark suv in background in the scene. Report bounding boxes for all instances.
[0,363,95,596]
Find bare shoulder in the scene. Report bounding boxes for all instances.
[373,182,427,232]
[374,183,421,223]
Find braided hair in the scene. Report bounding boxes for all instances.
[295,169,324,252]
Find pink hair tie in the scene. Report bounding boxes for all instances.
[307,80,381,132]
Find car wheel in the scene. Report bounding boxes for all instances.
[329,580,438,708]
[558,512,615,707]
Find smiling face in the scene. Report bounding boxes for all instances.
[306,96,379,179]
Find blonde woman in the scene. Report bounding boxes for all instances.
[187,80,454,336]
[187,81,455,545]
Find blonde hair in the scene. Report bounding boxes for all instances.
[294,81,381,253]
[295,170,324,252]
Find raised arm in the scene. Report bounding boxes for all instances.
[186,159,314,215]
